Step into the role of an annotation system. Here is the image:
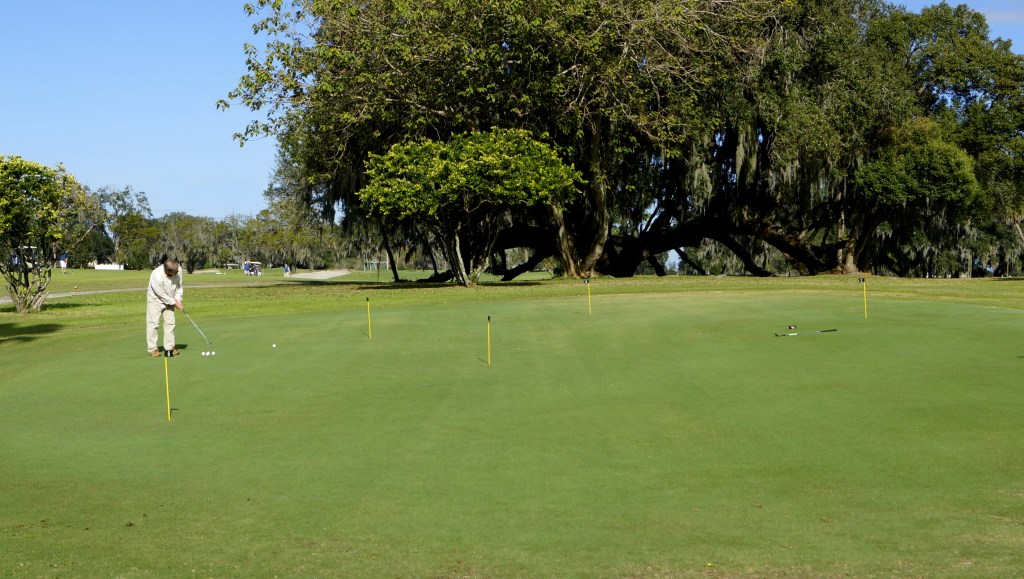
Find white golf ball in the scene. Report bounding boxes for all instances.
[202,352,207,356]
[211,352,216,356]
[272,344,276,348]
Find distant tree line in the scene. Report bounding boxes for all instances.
[3,150,453,312]
[0,155,361,311]
[221,0,1024,284]
[55,188,352,275]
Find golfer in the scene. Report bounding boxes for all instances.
[146,258,184,357]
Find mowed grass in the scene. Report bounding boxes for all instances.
[2,273,1024,577]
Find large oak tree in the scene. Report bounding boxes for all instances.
[225,0,1024,278]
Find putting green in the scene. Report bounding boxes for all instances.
[2,284,1023,576]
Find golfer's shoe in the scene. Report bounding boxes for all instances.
[170,348,181,356]
[149,349,161,357]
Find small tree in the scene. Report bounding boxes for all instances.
[0,156,86,312]
[360,129,582,285]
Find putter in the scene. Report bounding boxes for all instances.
[774,329,837,337]
[182,309,213,345]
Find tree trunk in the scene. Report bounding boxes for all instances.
[710,234,773,277]
[378,218,400,282]
[551,206,580,278]
[675,249,707,275]
[427,243,440,276]
[501,251,550,281]
[646,255,666,276]
[580,128,610,276]
[842,237,859,274]
[468,215,504,283]
[451,230,471,286]
[3,261,52,313]
[415,227,441,275]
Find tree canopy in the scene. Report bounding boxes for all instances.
[220,0,1022,279]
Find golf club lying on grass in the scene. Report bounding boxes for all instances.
[774,328,837,337]
[183,309,212,345]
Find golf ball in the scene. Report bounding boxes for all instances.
[211,352,215,356]
[272,344,276,348]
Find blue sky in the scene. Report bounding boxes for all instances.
[0,2,277,219]
[899,1,1024,51]
[1,2,1021,221]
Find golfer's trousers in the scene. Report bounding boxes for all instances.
[146,300,176,352]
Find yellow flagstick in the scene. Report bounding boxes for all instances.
[586,279,592,315]
[366,297,372,340]
[860,277,868,319]
[487,316,492,368]
[164,352,172,422]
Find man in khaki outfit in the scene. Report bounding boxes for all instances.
[146,258,184,356]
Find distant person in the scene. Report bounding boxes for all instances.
[146,258,184,357]
[243,261,250,276]
[284,263,291,277]
[59,252,68,274]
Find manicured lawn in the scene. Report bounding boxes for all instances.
[2,273,1023,576]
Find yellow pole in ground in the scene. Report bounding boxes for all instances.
[586,279,592,316]
[487,316,491,368]
[164,353,172,422]
[366,297,372,340]
[861,278,868,319]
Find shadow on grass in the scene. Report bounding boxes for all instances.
[276,278,439,288]
[39,302,88,311]
[276,272,544,286]
[0,322,63,344]
[0,301,87,314]
[271,277,543,291]
[355,280,544,291]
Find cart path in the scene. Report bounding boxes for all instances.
[287,268,352,280]
[0,269,353,304]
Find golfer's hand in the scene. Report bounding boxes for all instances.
[175,301,184,311]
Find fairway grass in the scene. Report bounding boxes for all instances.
[2,274,1023,576]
